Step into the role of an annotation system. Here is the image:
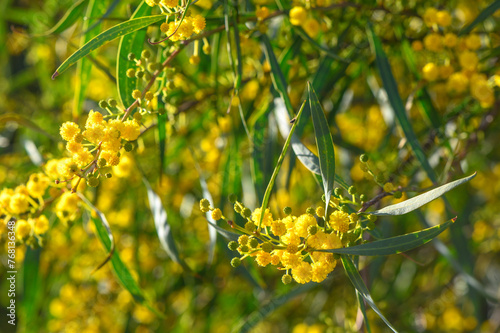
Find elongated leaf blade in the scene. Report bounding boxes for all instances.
[321,217,455,255]
[74,0,107,117]
[199,175,218,263]
[143,178,182,264]
[235,283,317,333]
[39,0,88,36]
[459,0,500,36]
[117,1,152,108]
[308,83,335,214]
[80,196,162,316]
[371,173,476,216]
[53,15,165,78]
[258,100,306,229]
[273,98,350,190]
[367,24,437,183]
[341,255,398,333]
[261,34,294,115]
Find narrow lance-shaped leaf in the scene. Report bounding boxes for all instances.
[308,83,335,216]
[117,1,152,108]
[459,0,500,36]
[258,100,306,230]
[320,217,456,256]
[199,175,218,263]
[79,195,163,317]
[143,177,182,265]
[367,24,437,183]
[370,173,476,216]
[52,15,166,78]
[73,0,107,117]
[37,0,88,36]
[261,34,294,115]
[273,98,350,191]
[341,255,398,333]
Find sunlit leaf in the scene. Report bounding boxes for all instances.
[370,173,476,216]
[342,255,398,333]
[53,14,165,78]
[308,83,335,215]
[459,0,500,36]
[321,217,455,255]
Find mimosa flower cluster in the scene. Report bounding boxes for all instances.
[59,111,140,185]
[413,8,500,108]
[201,198,365,284]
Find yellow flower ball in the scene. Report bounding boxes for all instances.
[302,18,320,38]
[443,33,458,48]
[423,8,438,27]
[422,63,439,81]
[289,6,307,26]
[436,10,451,27]
[459,51,478,71]
[424,33,442,52]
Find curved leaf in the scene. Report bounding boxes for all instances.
[321,217,455,256]
[367,24,437,183]
[73,0,108,116]
[308,83,335,215]
[459,0,500,36]
[257,100,306,230]
[52,14,165,78]
[38,0,88,36]
[370,173,476,216]
[80,195,162,316]
[274,98,350,191]
[341,255,398,333]
[143,178,182,265]
[117,1,152,107]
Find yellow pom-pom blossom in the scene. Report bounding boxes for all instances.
[292,261,313,284]
[55,192,80,222]
[443,33,458,48]
[447,72,469,94]
[471,78,494,107]
[424,33,442,52]
[295,214,317,237]
[161,0,178,8]
[436,10,451,27]
[459,51,479,72]
[423,8,438,27]
[121,120,141,141]
[252,207,273,227]
[16,219,32,240]
[329,210,350,234]
[60,122,81,141]
[9,193,30,214]
[256,6,270,21]
[465,34,481,50]
[411,40,423,51]
[27,173,50,197]
[422,63,439,82]
[192,15,206,34]
[34,215,50,235]
[289,6,307,26]
[302,18,320,38]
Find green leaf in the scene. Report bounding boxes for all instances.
[308,83,336,215]
[158,112,167,177]
[38,0,88,36]
[52,14,165,78]
[357,290,372,333]
[21,248,41,333]
[199,174,219,263]
[321,217,455,256]
[459,0,500,36]
[341,255,398,333]
[261,34,294,115]
[257,100,306,229]
[367,24,437,183]
[273,98,350,191]
[235,283,317,333]
[370,173,476,216]
[143,177,182,265]
[73,0,108,117]
[117,1,152,108]
[80,196,162,316]
[0,113,57,141]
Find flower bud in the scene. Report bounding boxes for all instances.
[308,225,318,236]
[360,154,369,163]
[211,208,222,220]
[242,208,252,218]
[306,207,315,215]
[228,241,238,251]
[87,176,99,187]
[282,274,292,284]
[248,238,259,248]
[261,242,273,253]
[348,186,357,195]
[244,221,256,232]
[230,257,241,267]
[393,191,402,199]
[283,206,292,215]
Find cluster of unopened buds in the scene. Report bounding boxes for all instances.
[200,194,378,284]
